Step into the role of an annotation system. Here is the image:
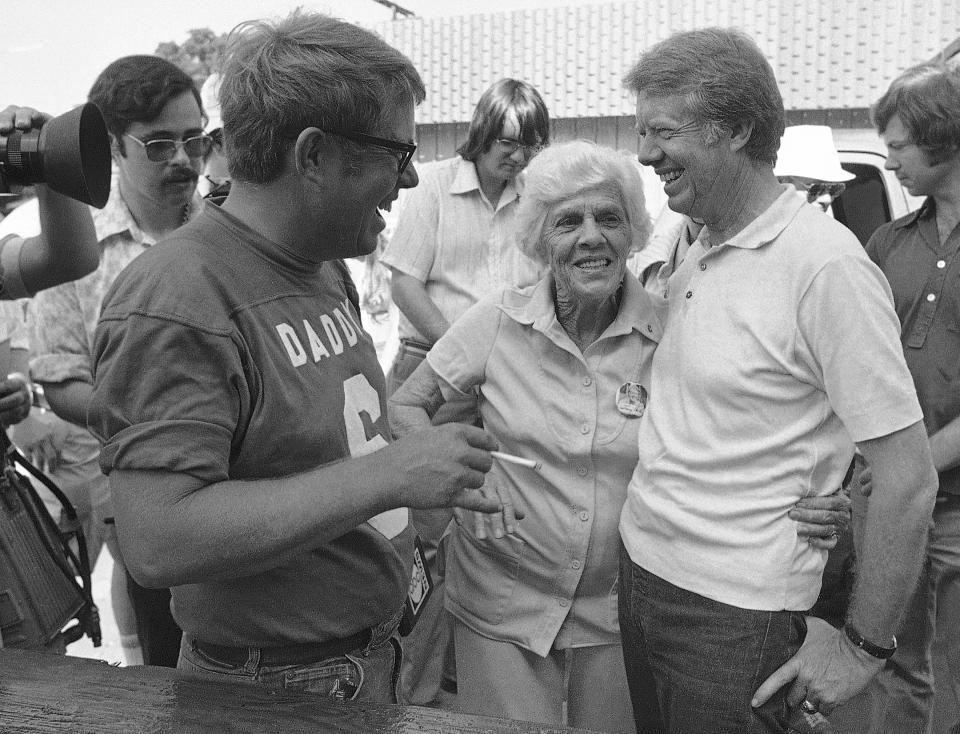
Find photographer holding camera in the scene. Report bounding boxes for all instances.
[25,55,207,666]
[0,104,103,650]
[0,106,100,301]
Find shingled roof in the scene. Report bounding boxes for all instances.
[371,0,960,124]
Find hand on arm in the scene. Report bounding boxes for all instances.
[789,489,851,550]
[389,359,523,540]
[389,269,450,344]
[0,106,99,296]
[753,420,937,714]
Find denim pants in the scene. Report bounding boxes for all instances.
[178,628,402,704]
[618,544,821,734]
[854,491,960,734]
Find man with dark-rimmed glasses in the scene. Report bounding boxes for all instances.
[380,77,549,706]
[29,54,208,668]
[88,11,507,703]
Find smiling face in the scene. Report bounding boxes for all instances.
[634,91,737,225]
[116,90,205,215]
[881,113,955,199]
[326,97,419,259]
[544,185,631,306]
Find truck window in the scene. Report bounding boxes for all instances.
[831,163,892,247]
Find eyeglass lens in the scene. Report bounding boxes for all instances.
[497,138,541,156]
[144,136,212,162]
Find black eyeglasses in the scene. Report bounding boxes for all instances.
[326,130,417,178]
[495,138,544,157]
[125,133,213,162]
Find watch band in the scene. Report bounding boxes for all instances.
[843,622,897,659]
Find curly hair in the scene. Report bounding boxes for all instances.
[219,10,425,184]
[88,55,201,156]
[514,140,651,266]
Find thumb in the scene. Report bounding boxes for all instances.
[751,658,799,708]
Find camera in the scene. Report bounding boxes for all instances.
[0,102,111,208]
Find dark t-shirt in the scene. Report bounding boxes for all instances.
[89,202,413,645]
[867,198,960,495]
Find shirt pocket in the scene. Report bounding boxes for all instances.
[446,528,524,626]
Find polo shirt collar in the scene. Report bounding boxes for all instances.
[449,155,521,205]
[892,197,934,230]
[705,185,804,251]
[498,272,665,345]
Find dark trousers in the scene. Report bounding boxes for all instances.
[125,570,182,668]
[617,544,818,734]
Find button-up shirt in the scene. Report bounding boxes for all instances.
[381,156,544,342]
[29,180,202,385]
[28,179,201,465]
[428,273,664,655]
[867,198,960,495]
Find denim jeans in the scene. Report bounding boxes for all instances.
[178,630,402,704]
[618,544,826,734]
[853,491,960,734]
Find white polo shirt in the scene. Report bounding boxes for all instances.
[619,187,922,611]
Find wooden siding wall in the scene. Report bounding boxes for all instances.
[414,109,874,163]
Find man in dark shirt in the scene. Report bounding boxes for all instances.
[861,61,960,734]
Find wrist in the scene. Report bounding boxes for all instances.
[842,621,897,660]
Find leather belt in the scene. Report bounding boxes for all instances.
[193,628,372,667]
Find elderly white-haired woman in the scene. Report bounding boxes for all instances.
[390,139,658,732]
[389,140,844,732]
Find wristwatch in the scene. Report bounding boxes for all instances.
[843,622,897,659]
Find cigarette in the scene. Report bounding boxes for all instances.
[491,451,542,472]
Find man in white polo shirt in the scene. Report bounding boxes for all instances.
[618,28,937,734]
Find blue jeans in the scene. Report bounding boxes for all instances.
[854,491,960,734]
[178,630,402,704]
[618,545,825,734]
